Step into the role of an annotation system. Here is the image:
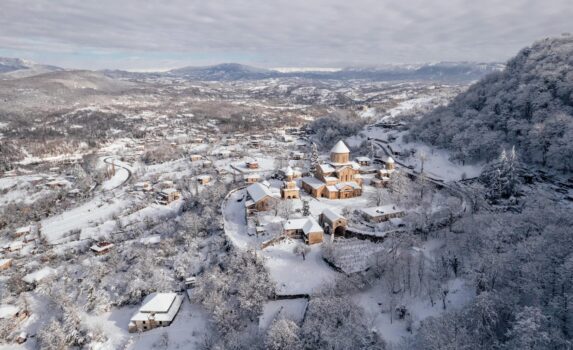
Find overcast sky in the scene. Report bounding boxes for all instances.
[0,0,571,70]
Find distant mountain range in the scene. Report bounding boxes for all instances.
[160,62,504,82]
[0,57,502,83]
[0,57,63,79]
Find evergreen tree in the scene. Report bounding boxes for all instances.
[310,143,319,175]
[302,199,310,217]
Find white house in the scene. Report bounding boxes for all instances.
[128,292,184,333]
[360,205,405,223]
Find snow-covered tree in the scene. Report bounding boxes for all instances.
[265,319,303,350]
[310,142,319,175]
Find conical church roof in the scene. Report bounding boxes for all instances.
[330,140,350,154]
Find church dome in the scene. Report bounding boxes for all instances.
[330,140,350,154]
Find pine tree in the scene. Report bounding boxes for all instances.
[302,199,310,217]
[310,143,319,175]
[485,147,521,200]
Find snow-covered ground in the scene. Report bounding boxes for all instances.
[259,298,308,330]
[359,127,483,182]
[263,240,339,295]
[41,195,130,244]
[353,277,474,344]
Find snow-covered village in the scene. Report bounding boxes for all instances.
[1,2,573,350]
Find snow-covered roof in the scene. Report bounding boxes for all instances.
[360,205,404,217]
[90,242,114,252]
[140,292,177,313]
[15,226,32,234]
[303,217,323,234]
[0,258,12,266]
[140,235,161,245]
[284,166,294,175]
[0,304,19,319]
[386,156,395,164]
[23,267,56,284]
[301,177,325,190]
[244,173,261,179]
[322,208,344,222]
[355,156,371,162]
[247,183,273,203]
[161,188,179,195]
[283,218,308,230]
[10,241,24,250]
[336,182,361,190]
[331,140,350,154]
[319,164,336,173]
[131,293,183,323]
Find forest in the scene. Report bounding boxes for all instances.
[407,36,573,172]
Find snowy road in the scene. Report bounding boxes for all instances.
[101,156,133,191]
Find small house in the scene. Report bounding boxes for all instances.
[90,241,114,255]
[319,208,347,236]
[360,205,405,223]
[190,154,203,162]
[244,174,261,184]
[197,175,211,185]
[185,277,197,289]
[290,151,304,160]
[245,183,277,216]
[215,150,231,158]
[128,293,184,333]
[14,226,32,238]
[246,160,259,169]
[0,258,12,270]
[355,156,372,166]
[134,182,152,192]
[9,241,24,252]
[157,188,181,205]
[16,332,28,344]
[282,217,324,244]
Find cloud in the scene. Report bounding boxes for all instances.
[0,0,571,69]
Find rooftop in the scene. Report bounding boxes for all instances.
[360,205,404,217]
[322,208,344,222]
[331,140,350,154]
[247,182,274,202]
[303,217,323,234]
[140,292,177,313]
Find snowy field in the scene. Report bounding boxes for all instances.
[41,195,130,244]
[353,277,474,344]
[263,240,339,295]
[259,298,308,330]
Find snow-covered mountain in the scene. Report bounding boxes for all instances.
[0,57,63,79]
[168,63,276,80]
[163,62,503,82]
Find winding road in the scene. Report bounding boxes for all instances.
[101,156,133,191]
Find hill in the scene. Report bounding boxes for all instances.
[164,62,502,83]
[168,63,276,80]
[408,36,573,172]
[0,70,138,113]
[0,57,63,79]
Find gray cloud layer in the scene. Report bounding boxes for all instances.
[0,0,571,69]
